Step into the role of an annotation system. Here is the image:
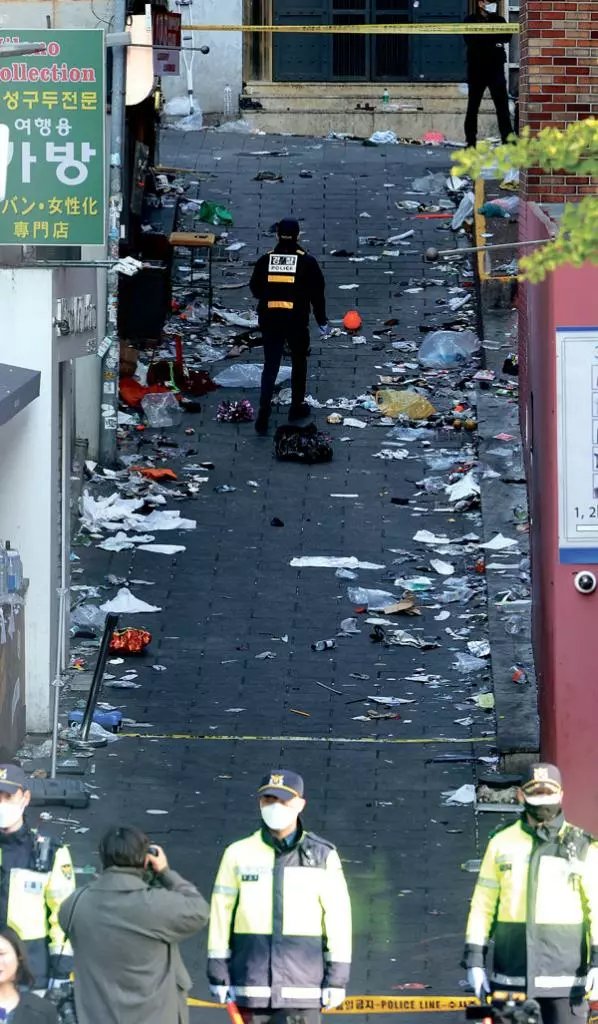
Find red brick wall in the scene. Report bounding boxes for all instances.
[520,0,598,203]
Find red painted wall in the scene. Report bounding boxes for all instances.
[522,202,598,832]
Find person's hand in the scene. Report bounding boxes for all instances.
[318,324,329,338]
[586,968,598,999]
[210,985,235,1003]
[145,844,168,874]
[322,988,346,1009]
[467,967,490,1000]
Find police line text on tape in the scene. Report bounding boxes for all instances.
[188,996,480,1013]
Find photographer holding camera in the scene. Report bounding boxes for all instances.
[463,764,598,1024]
[58,826,209,1024]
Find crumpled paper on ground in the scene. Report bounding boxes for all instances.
[290,556,384,570]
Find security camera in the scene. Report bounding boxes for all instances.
[574,571,597,594]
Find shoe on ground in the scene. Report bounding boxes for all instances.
[288,402,311,421]
[255,411,269,435]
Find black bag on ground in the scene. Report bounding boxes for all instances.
[274,423,333,464]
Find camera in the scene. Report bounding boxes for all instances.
[467,996,542,1024]
[574,571,597,594]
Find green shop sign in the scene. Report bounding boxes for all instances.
[0,29,105,245]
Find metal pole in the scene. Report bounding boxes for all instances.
[426,238,551,260]
[79,613,119,740]
[50,362,72,779]
[99,0,127,468]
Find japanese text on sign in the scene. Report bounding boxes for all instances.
[0,30,104,246]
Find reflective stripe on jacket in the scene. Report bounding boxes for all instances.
[463,816,598,998]
[207,825,351,1009]
[249,246,327,329]
[0,833,75,988]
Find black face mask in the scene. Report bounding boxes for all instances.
[525,802,562,824]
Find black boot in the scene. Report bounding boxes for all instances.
[255,408,269,435]
[288,402,311,421]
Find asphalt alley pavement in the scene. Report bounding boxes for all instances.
[55,130,517,1019]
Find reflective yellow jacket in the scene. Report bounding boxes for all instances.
[0,829,75,988]
[207,824,352,1009]
[464,817,598,998]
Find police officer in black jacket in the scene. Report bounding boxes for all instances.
[464,0,515,148]
[249,218,327,435]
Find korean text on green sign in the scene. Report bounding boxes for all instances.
[0,29,105,246]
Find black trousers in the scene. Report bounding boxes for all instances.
[239,1012,320,1024]
[537,999,587,1024]
[465,70,513,147]
[259,327,310,413]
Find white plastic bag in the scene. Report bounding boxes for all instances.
[141,393,183,428]
[418,330,480,369]
[214,364,291,388]
[451,191,475,230]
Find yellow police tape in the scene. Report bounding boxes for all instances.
[121,733,494,745]
[188,996,480,1013]
[187,22,518,34]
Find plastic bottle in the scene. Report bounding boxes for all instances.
[311,639,336,652]
[382,87,390,105]
[223,84,232,118]
[6,543,21,593]
[461,859,482,873]
[0,544,6,598]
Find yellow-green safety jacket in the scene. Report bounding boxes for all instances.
[0,827,75,989]
[207,824,352,1009]
[464,816,598,998]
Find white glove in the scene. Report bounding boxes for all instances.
[210,985,235,1003]
[467,967,490,1000]
[322,988,346,1009]
[586,968,598,999]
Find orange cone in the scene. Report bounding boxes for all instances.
[343,310,362,331]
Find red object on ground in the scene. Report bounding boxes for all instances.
[119,377,170,408]
[175,336,183,367]
[109,628,152,654]
[130,467,178,481]
[343,310,362,331]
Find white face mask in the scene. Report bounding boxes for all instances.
[484,3,497,11]
[0,801,24,830]
[261,802,298,832]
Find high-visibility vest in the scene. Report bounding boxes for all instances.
[208,826,352,1009]
[464,817,598,998]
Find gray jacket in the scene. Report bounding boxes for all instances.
[58,866,209,1024]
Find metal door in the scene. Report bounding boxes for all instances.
[273,0,466,81]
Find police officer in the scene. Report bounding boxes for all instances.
[463,763,598,1024]
[207,769,351,1023]
[464,0,514,148]
[249,219,328,435]
[0,764,75,991]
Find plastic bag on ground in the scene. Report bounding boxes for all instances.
[375,389,436,420]
[453,652,488,674]
[451,191,475,230]
[141,392,183,428]
[199,201,234,226]
[368,130,397,145]
[411,172,446,195]
[291,556,384,569]
[348,587,397,609]
[418,330,479,369]
[100,587,162,614]
[169,111,204,132]
[214,363,292,388]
